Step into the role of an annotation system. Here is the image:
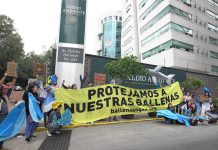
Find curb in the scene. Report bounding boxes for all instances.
[36,117,164,132]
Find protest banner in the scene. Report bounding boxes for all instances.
[94,73,106,86]
[55,82,183,123]
[6,62,17,77]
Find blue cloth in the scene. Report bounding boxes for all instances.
[43,92,55,106]
[25,116,38,138]
[52,109,72,126]
[157,110,191,127]
[0,102,26,141]
[28,92,43,122]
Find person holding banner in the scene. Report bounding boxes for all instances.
[164,103,175,124]
[0,72,17,150]
[42,85,56,127]
[23,82,40,143]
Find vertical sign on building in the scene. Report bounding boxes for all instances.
[56,0,87,87]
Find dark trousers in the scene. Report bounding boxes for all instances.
[44,110,52,127]
[25,116,39,138]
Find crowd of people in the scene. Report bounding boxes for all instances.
[165,89,218,126]
[1,72,218,149]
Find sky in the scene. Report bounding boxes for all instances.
[0,0,123,54]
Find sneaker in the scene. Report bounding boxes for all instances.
[25,138,31,144]
[47,130,52,137]
[30,135,37,139]
[55,130,60,134]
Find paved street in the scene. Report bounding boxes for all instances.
[4,120,218,150]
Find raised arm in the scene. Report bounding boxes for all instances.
[0,72,8,87]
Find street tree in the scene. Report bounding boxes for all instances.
[104,55,149,84]
[181,77,204,95]
[0,15,24,72]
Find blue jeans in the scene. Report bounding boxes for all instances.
[0,117,4,148]
[25,116,39,138]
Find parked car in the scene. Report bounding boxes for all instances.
[14,86,23,91]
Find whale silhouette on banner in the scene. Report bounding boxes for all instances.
[28,92,43,122]
[0,102,26,142]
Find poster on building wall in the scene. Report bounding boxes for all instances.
[94,73,106,86]
[58,47,84,63]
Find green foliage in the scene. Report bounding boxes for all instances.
[0,15,53,86]
[181,77,204,94]
[0,15,24,70]
[104,55,149,82]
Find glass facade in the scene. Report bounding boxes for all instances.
[123,15,132,27]
[140,5,192,34]
[139,0,148,10]
[142,39,193,59]
[141,22,193,46]
[211,65,218,73]
[210,51,218,59]
[209,37,218,45]
[207,9,218,20]
[208,23,218,32]
[140,0,164,21]
[208,0,218,9]
[102,16,122,59]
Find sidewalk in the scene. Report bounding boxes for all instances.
[4,114,160,150]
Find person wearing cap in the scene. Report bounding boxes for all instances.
[42,85,56,127]
[47,101,63,136]
[22,82,40,143]
[0,72,17,150]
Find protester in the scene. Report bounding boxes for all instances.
[0,72,17,150]
[23,82,40,143]
[184,101,193,117]
[109,79,119,122]
[42,85,56,127]
[164,103,175,124]
[47,101,63,136]
[201,92,212,116]
[206,103,218,124]
[189,103,203,126]
[183,91,192,102]
[62,80,78,90]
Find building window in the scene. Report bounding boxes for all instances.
[126,4,131,13]
[141,22,193,47]
[140,5,192,34]
[124,47,133,56]
[108,16,112,21]
[139,0,148,10]
[210,51,218,59]
[209,37,218,45]
[181,0,191,6]
[140,0,164,21]
[142,39,193,59]
[123,37,133,46]
[123,15,132,27]
[211,65,218,73]
[104,18,107,22]
[208,23,218,32]
[122,26,132,37]
[208,0,218,9]
[207,9,218,20]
